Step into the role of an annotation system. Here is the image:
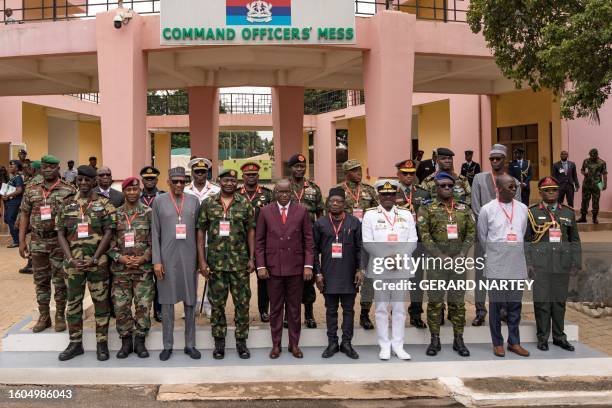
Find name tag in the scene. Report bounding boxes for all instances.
[387,233,398,242]
[40,205,52,221]
[353,208,363,221]
[77,223,89,239]
[549,228,561,243]
[559,169,565,174]
[506,232,518,243]
[219,220,231,237]
[447,224,458,240]
[124,231,135,248]
[176,224,186,240]
[331,242,343,259]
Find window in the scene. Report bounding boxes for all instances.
[496,124,539,180]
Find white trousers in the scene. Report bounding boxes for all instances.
[375,301,406,349]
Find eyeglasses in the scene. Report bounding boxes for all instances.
[170,180,186,185]
[438,183,455,189]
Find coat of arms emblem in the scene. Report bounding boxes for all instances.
[246,1,273,23]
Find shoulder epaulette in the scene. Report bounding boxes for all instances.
[422,199,433,205]
[528,203,540,209]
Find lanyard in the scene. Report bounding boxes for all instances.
[542,203,559,228]
[498,199,515,229]
[242,185,261,202]
[79,200,93,222]
[220,196,234,219]
[402,187,414,210]
[344,182,361,205]
[169,192,184,223]
[142,193,156,207]
[41,179,61,205]
[382,208,397,229]
[293,181,308,203]
[442,199,455,222]
[124,210,139,230]
[329,213,345,242]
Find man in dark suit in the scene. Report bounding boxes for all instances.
[416,150,437,183]
[552,151,580,207]
[256,179,314,359]
[509,147,533,205]
[95,166,125,208]
[461,150,481,186]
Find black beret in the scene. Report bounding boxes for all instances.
[77,165,97,178]
[288,154,307,167]
[328,187,345,199]
[436,148,455,157]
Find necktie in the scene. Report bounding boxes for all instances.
[281,207,287,225]
[563,162,568,173]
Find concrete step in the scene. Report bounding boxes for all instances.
[0,343,609,385]
[3,315,578,352]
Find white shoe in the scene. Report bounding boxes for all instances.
[379,345,391,360]
[392,345,412,360]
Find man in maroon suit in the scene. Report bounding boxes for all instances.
[256,179,314,359]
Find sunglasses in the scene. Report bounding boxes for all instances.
[97,173,112,177]
[542,188,559,192]
[438,183,455,189]
[193,170,207,175]
[170,180,186,185]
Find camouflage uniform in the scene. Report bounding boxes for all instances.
[197,192,255,340]
[56,195,116,343]
[416,198,475,335]
[290,178,324,307]
[20,178,76,315]
[580,157,607,219]
[107,202,154,338]
[420,174,471,206]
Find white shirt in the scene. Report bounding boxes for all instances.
[362,205,418,243]
[277,202,290,217]
[477,199,528,280]
[184,181,220,204]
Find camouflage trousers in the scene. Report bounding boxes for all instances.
[66,260,110,343]
[581,185,601,217]
[426,268,466,335]
[112,271,154,338]
[208,270,251,340]
[31,237,67,314]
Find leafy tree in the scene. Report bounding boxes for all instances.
[304,89,347,114]
[468,0,612,121]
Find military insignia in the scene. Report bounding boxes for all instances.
[417,216,425,223]
[146,168,153,174]
[298,154,305,162]
[538,216,546,220]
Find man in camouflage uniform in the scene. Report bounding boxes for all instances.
[526,176,581,353]
[107,177,154,359]
[288,153,324,328]
[56,165,116,362]
[417,172,475,357]
[578,148,607,224]
[197,169,256,360]
[17,160,42,274]
[395,159,431,329]
[19,155,76,332]
[238,161,273,322]
[421,148,471,206]
[335,159,378,330]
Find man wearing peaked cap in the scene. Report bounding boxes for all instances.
[287,153,324,329]
[526,176,580,353]
[509,147,533,206]
[336,159,378,330]
[420,148,471,206]
[185,158,219,205]
[461,150,481,187]
[238,161,274,323]
[416,150,437,183]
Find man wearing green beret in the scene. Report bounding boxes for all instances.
[19,155,76,333]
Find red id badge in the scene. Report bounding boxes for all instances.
[447,224,458,240]
[40,205,52,221]
[331,242,343,259]
[175,224,187,240]
[353,208,364,221]
[387,233,398,242]
[219,220,231,237]
[124,231,135,248]
[506,232,518,243]
[77,223,89,239]
[549,228,561,243]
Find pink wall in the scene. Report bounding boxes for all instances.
[188,86,220,176]
[272,86,305,178]
[449,94,482,169]
[0,97,23,143]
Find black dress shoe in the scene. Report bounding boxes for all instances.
[19,266,33,274]
[537,340,549,351]
[260,312,270,323]
[426,334,441,356]
[213,338,225,360]
[184,347,201,359]
[322,342,340,358]
[96,342,110,361]
[453,335,470,357]
[340,341,359,359]
[159,349,172,361]
[472,315,486,326]
[153,312,162,323]
[553,339,575,352]
[360,312,375,330]
[236,339,251,359]
[283,317,289,329]
[305,317,317,329]
[58,342,84,361]
[410,317,427,329]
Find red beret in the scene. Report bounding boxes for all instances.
[121,177,140,191]
[538,176,559,189]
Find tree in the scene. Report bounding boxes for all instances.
[468,0,612,121]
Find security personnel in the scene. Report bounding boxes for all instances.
[197,169,256,360]
[417,172,475,357]
[421,148,471,206]
[237,161,273,323]
[526,176,581,352]
[395,159,430,329]
[578,148,607,224]
[140,165,165,322]
[509,147,533,206]
[56,165,117,362]
[19,155,76,332]
[288,153,324,328]
[336,159,378,330]
[107,177,154,359]
[18,160,42,274]
[460,150,481,186]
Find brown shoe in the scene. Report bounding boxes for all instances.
[507,344,530,357]
[269,346,281,359]
[493,345,505,357]
[288,344,303,359]
[55,310,66,332]
[32,313,52,333]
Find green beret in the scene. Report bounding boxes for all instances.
[41,155,60,165]
[31,161,41,170]
[219,169,238,179]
